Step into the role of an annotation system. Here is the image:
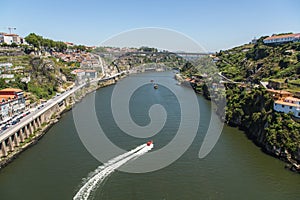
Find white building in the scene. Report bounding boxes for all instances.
[0,33,25,45]
[0,101,10,121]
[85,70,97,79]
[71,69,98,83]
[0,88,26,120]
[263,33,300,44]
[0,63,13,71]
[274,97,300,118]
[0,74,14,79]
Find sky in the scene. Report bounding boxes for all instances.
[1,0,300,52]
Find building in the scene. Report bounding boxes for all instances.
[0,88,26,116]
[0,74,14,79]
[64,42,74,48]
[0,101,10,120]
[274,97,300,118]
[263,33,300,44]
[251,37,258,44]
[71,69,98,83]
[0,63,13,73]
[71,69,85,82]
[85,70,97,79]
[0,33,25,45]
[266,89,292,100]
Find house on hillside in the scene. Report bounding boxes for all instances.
[71,69,98,84]
[85,70,97,79]
[263,33,300,44]
[0,33,25,45]
[274,97,300,118]
[266,89,292,100]
[0,63,13,72]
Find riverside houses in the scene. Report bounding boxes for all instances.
[0,88,26,120]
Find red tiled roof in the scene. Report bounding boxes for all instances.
[0,88,23,92]
[72,69,85,73]
[264,33,300,41]
[0,95,16,101]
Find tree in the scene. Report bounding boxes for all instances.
[25,33,67,52]
[25,33,42,48]
[74,45,86,52]
[10,42,18,47]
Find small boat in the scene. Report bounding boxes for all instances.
[150,80,154,83]
[154,84,158,89]
[147,140,153,146]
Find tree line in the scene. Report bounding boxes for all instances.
[24,33,88,52]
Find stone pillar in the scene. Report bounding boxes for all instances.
[33,119,38,130]
[64,98,69,107]
[24,126,30,138]
[36,117,41,127]
[14,132,20,147]
[19,129,25,142]
[1,141,8,157]
[40,114,45,124]
[8,137,14,151]
[28,122,34,135]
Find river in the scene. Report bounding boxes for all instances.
[0,71,299,200]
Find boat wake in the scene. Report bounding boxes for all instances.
[73,143,153,200]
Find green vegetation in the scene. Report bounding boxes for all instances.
[179,45,300,163]
[25,33,67,52]
[215,39,300,87]
[266,113,300,152]
[218,84,299,160]
[0,43,78,99]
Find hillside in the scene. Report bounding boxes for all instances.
[215,37,300,92]
[0,48,74,101]
[178,38,300,172]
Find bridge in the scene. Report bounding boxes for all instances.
[0,72,126,159]
[97,51,211,58]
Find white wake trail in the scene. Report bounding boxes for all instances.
[73,143,153,200]
[83,144,146,181]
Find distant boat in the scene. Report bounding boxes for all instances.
[150,80,154,83]
[154,84,158,89]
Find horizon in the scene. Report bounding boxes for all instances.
[1,0,300,52]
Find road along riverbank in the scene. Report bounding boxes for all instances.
[0,77,119,170]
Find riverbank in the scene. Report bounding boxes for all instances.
[0,77,120,170]
[175,73,300,173]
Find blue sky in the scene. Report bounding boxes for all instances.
[1,0,300,52]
